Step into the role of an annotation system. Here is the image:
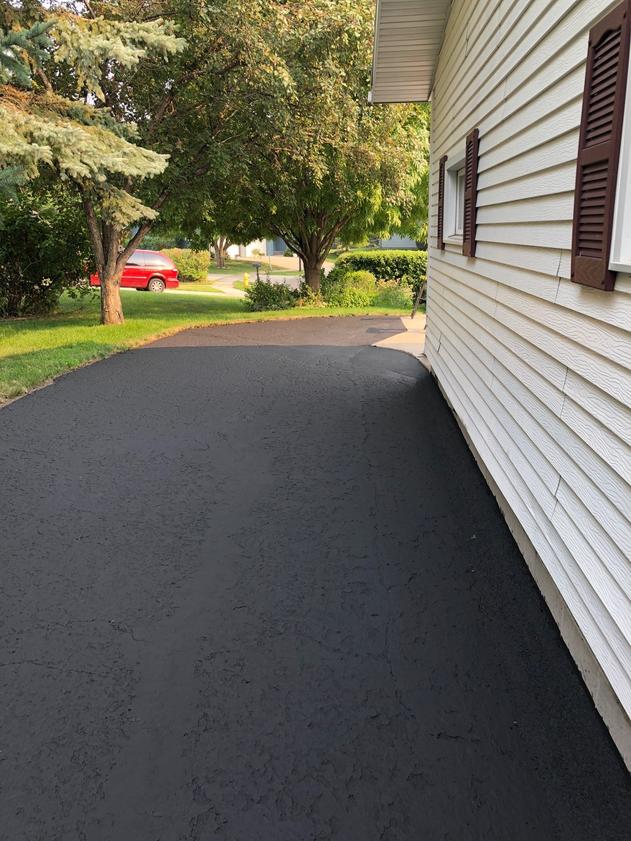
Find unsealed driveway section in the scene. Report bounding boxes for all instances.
[1,317,629,841]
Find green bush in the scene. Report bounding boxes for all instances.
[0,186,92,318]
[161,248,209,283]
[323,270,377,307]
[335,249,427,292]
[373,280,413,308]
[295,281,326,308]
[245,279,298,311]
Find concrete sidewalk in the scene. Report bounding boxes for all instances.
[373,313,426,358]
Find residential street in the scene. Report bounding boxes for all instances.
[1,317,629,840]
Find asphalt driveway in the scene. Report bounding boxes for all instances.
[1,317,629,840]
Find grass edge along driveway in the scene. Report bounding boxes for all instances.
[0,291,409,404]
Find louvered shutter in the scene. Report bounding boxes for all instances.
[571,1,631,291]
[463,129,480,257]
[437,155,448,250]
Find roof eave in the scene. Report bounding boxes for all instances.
[370,0,451,104]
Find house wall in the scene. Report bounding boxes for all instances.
[427,0,631,762]
[377,234,419,249]
[226,240,267,259]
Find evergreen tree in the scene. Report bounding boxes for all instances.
[0,6,185,322]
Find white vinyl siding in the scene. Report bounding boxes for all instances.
[427,0,631,725]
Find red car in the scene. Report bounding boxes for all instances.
[90,250,179,293]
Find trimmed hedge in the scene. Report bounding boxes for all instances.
[335,249,427,290]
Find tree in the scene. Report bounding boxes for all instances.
[231,0,430,291]
[178,170,271,269]
[0,4,184,322]
[0,1,292,322]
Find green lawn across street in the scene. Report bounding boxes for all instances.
[208,259,303,278]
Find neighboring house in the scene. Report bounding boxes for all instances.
[372,0,631,769]
[376,234,419,249]
[226,240,267,259]
[266,236,289,257]
[226,238,288,258]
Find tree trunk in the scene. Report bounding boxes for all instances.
[304,259,323,292]
[80,196,126,325]
[214,236,230,269]
[99,266,124,325]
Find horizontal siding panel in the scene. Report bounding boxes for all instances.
[472,241,570,279]
[554,278,631,332]
[556,481,631,603]
[430,285,631,552]
[432,0,609,148]
[477,131,580,190]
[563,371,631,447]
[430,303,561,500]
[433,0,565,138]
[434,0,512,114]
[480,97,582,171]
[429,263,568,389]
[482,65,586,152]
[493,299,631,407]
[430,281,567,412]
[477,220,572,249]
[552,490,631,648]
[429,276,631,556]
[435,329,559,516]
[560,397,631,486]
[433,244,560,300]
[476,193,575,224]
[477,163,577,206]
[496,285,631,370]
[489,361,631,560]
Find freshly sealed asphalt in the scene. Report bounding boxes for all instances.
[1,317,630,841]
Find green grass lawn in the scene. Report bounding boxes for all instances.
[175,282,225,294]
[0,289,408,403]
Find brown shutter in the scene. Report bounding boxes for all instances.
[571,1,630,291]
[437,154,448,250]
[463,128,480,257]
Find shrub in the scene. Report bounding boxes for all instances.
[245,279,298,311]
[323,270,377,307]
[283,248,294,257]
[0,186,92,318]
[161,248,209,283]
[373,280,413,308]
[335,249,427,292]
[295,281,326,308]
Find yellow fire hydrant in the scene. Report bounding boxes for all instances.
[243,272,249,289]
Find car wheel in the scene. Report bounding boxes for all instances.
[147,277,166,293]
